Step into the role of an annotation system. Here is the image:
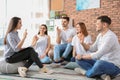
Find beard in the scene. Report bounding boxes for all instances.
[96,27,103,33]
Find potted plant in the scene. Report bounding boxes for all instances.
[55,11,60,19]
[60,13,67,18]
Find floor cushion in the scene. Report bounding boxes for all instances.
[64,62,80,70]
[0,58,25,74]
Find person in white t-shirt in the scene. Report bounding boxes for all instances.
[54,17,76,63]
[74,16,120,80]
[31,24,52,64]
[71,22,92,62]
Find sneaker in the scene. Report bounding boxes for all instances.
[40,66,54,74]
[18,67,27,77]
[40,66,48,73]
[49,63,61,68]
[74,67,86,75]
[60,61,68,65]
[101,74,111,80]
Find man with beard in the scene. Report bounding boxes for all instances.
[53,16,76,63]
[74,16,120,80]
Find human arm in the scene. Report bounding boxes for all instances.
[80,35,90,51]
[7,30,27,51]
[72,46,76,57]
[56,27,61,44]
[81,34,115,60]
[17,29,27,49]
[31,35,38,47]
[90,36,115,59]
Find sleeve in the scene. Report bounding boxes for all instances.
[72,28,77,37]
[7,34,20,52]
[89,34,100,52]
[84,35,92,44]
[71,36,76,46]
[90,35,115,59]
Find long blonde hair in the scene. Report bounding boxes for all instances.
[4,17,21,45]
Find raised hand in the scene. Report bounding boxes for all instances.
[33,35,39,42]
[31,35,39,46]
[56,27,61,36]
[23,29,28,39]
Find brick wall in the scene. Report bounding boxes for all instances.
[60,0,120,42]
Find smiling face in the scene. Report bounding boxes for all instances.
[39,25,47,34]
[76,24,82,34]
[62,19,69,28]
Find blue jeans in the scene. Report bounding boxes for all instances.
[76,59,120,78]
[54,43,72,61]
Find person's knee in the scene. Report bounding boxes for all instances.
[27,47,34,51]
[54,45,60,50]
[94,60,105,68]
[67,43,72,47]
[6,57,13,63]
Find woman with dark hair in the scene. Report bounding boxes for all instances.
[71,22,92,62]
[4,17,49,77]
[31,24,52,64]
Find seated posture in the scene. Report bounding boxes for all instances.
[71,22,92,62]
[4,17,50,77]
[74,16,120,80]
[31,24,52,64]
[54,16,76,63]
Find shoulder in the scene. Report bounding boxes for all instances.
[73,35,78,40]
[86,35,91,38]
[46,35,50,39]
[7,32,15,38]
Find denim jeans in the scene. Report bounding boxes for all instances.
[76,59,120,78]
[54,43,72,61]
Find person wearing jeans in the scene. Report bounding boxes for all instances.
[31,24,52,64]
[4,17,50,77]
[76,59,120,78]
[71,22,92,62]
[74,16,120,80]
[54,43,72,62]
[53,16,76,63]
